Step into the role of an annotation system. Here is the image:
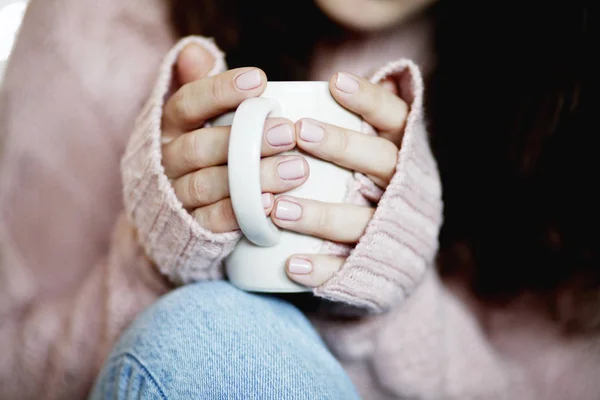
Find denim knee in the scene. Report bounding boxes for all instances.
[90,281,360,400]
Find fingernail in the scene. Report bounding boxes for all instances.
[335,72,359,94]
[266,124,294,146]
[261,193,272,208]
[277,159,305,180]
[275,200,302,221]
[288,257,312,275]
[235,69,262,90]
[299,120,324,143]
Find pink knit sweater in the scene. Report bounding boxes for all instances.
[1,0,599,399]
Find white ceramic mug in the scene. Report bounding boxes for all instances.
[213,82,362,292]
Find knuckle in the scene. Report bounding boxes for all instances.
[212,199,236,227]
[329,129,350,164]
[187,173,207,205]
[182,133,203,168]
[210,76,228,105]
[171,89,193,122]
[192,208,207,227]
[316,206,331,234]
[181,134,198,167]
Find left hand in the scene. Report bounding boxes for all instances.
[271,72,409,288]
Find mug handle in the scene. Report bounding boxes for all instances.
[228,97,284,247]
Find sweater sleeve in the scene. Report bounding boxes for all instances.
[315,60,444,314]
[0,20,239,399]
[121,36,241,284]
[309,61,538,398]
[314,269,535,399]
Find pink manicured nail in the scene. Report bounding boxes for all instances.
[266,124,294,146]
[335,72,359,93]
[261,193,272,208]
[299,120,324,143]
[277,159,305,180]
[276,200,302,221]
[288,257,312,275]
[235,69,262,90]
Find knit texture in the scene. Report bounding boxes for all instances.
[122,36,241,285]
[315,59,442,313]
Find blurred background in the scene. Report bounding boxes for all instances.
[0,0,28,82]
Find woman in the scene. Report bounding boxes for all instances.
[0,0,597,399]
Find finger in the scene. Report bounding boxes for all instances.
[329,72,408,143]
[192,195,273,233]
[176,43,216,85]
[162,118,295,179]
[286,255,345,288]
[163,67,267,133]
[173,156,309,209]
[296,118,398,187]
[271,196,374,243]
[379,78,399,96]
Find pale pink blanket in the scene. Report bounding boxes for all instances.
[1,0,599,399]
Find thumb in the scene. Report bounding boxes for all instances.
[176,43,216,84]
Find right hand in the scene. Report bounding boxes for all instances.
[161,44,308,233]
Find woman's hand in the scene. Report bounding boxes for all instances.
[272,72,409,287]
[161,44,308,233]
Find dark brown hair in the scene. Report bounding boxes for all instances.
[169,1,598,331]
[427,3,597,331]
[169,0,344,80]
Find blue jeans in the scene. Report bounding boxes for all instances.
[89,281,360,399]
